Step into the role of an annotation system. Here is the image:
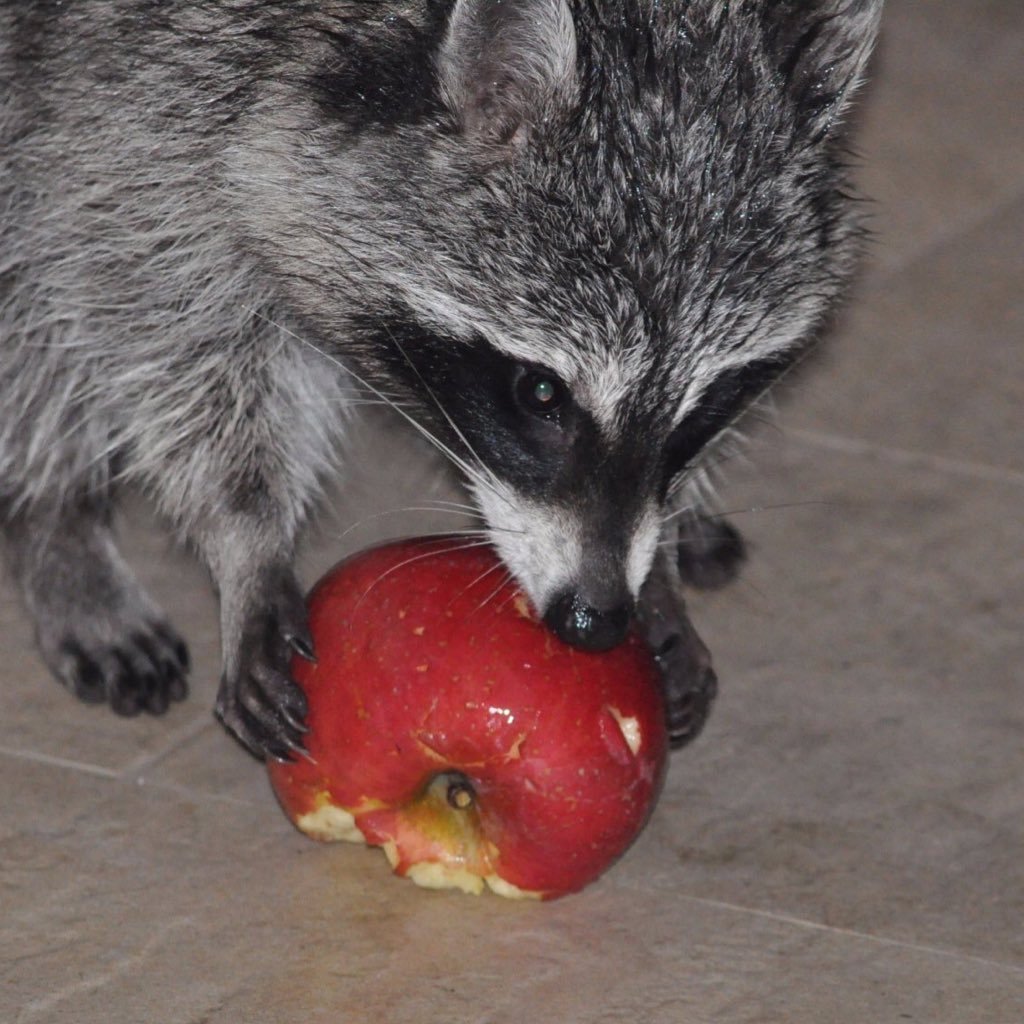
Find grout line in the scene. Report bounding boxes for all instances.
[7,737,1024,977]
[117,713,218,780]
[787,427,1024,487]
[0,744,120,779]
[0,736,268,810]
[675,891,1024,979]
[128,775,267,810]
[15,916,196,1021]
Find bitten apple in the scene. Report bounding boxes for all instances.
[268,537,668,900]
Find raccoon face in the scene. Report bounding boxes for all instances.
[361,323,662,649]
[322,0,882,649]
[246,0,881,649]
[356,311,798,652]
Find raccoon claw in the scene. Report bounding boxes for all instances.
[638,554,720,749]
[214,648,311,759]
[215,573,313,762]
[60,623,190,717]
[287,633,317,664]
[653,633,718,749]
[215,664,309,762]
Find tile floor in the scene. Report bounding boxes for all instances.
[3,2,1023,1021]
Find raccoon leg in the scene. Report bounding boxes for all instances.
[637,548,718,749]
[137,331,342,762]
[675,511,747,591]
[2,496,190,715]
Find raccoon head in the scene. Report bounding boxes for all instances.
[249,0,883,650]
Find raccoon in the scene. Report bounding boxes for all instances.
[0,0,883,760]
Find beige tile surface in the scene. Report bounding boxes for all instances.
[5,759,1024,1024]
[856,0,1024,275]
[785,198,1024,472]
[3,1,1024,1021]
[9,427,1022,1022]
[664,437,1024,964]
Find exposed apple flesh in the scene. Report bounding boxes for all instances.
[268,537,668,900]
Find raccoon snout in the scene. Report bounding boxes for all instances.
[543,592,634,653]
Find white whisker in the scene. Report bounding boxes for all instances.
[249,309,512,513]
[470,568,515,616]
[332,507,478,541]
[385,330,505,498]
[451,559,509,611]
[352,537,496,614]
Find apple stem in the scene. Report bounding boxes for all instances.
[446,779,476,811]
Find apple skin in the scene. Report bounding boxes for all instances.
[268,537,668,900]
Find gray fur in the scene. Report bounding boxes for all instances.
[1,0,883,756]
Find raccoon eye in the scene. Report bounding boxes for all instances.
[515,370,567,418]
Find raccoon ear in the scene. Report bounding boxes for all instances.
[437,0,578,147]
[766,0,883,137]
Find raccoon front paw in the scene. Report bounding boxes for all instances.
[653,632,718,749]
[214,575,314,762]
[638,554,719,749]
[58,621,190,717]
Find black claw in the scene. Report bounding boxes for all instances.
[281,704,310,734]
[216,676,308,763]
[264,741,299,764]
[287,633,317,663]
[666,667,718,749]
[282,682,308,719]
[652,633,718,748]
[245,719,305,763]
[263,720,309,763]
[261,707,309,758]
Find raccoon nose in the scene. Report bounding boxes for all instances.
[543,593,634,653]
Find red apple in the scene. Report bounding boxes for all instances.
[268,537,668,900]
